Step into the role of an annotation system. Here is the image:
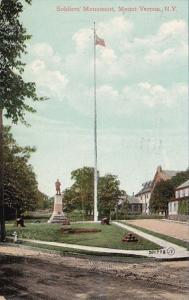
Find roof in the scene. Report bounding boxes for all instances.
[135,167,181,196]
[176,179,189,190]
[135,181,153,196]
[127,195,141,204]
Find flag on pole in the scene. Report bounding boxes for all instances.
[95,34,106,47]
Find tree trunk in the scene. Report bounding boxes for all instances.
[0,109,5,241]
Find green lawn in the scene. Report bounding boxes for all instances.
[121,221,189,250]
[6,222,160,250]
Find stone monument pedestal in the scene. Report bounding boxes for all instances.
[48,194,68,224]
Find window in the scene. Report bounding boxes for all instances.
[173,202,178,212]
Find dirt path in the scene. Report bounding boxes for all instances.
[0,245,189,299]
[126,219,189,242]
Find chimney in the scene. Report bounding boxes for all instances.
[157,165,162,172]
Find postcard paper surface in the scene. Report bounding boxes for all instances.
[1,0,188,299]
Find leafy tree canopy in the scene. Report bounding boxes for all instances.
[64,167,124,218]
[149,180,174,215]
[98,174,122,217]
[3,126,41,217]
[170,169,189,188]
[0,0,45,123]
[70,167,94,215]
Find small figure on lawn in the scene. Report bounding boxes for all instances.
[101,217,110,225]
[16,215,25,227]
[55,179,61,195]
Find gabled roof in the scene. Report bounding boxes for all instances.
[135,181,153,196]
[176,179,189,190]
[135,166,181,196]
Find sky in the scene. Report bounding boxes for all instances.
[6,0,188,196]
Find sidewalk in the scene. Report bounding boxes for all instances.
[113,221,189,259]
[11,225,189,260]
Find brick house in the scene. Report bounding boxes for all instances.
[135,166,179,214]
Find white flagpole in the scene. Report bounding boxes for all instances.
[94,22,98,222]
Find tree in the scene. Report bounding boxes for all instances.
[0,0,44,241]
[63,187,81,213]
[63,167,123,220]
[149,180,174,216]
[98,174,122,218]
[3,126,40,218]
[35,191,51,210]
[71,167,94,217]
[117,190,129,219]
[170,170,189,188]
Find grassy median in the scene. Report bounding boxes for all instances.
[6,222,160,250]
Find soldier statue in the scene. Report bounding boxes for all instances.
[55,179,61,195]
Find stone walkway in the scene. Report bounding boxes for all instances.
[125,219,189,242]
[13,221,189,260]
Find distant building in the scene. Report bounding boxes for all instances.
[135,166,179,214]
[151,166,178,190]
[127,194,142,214]
[168,179,189,216]
[117,193,142,215]
[135,181,152,214]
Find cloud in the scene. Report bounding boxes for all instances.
[69,18,188,85]
[31,43,62,65]
[27,59,68,99]
[25,18,188,117]
[123,82,187,108]
[66,17,134,81]
[72,28,92,51]
[98,16,134,41]
[145,48,175,64]
[126,19,187,67]
[30,59,45,72]
[141,20,187,65]
[67,81,187,118]
[158,19,187,40]
[25,43,68,100]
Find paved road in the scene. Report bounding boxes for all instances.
[0,249,189,300]
[125,219,189,242]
